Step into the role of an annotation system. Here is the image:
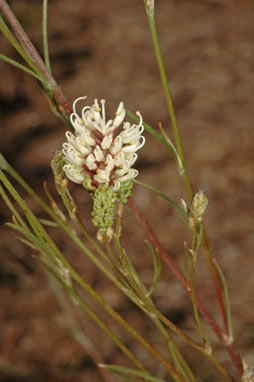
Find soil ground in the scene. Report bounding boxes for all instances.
[0,0,253,381]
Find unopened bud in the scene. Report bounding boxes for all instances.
[191,190,208,223]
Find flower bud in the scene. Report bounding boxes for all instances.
[191,190,208,223]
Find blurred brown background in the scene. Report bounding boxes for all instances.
[0,0,253,381]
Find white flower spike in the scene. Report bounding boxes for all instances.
[62,97,145,192]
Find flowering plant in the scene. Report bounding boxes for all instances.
[0,0,251,381]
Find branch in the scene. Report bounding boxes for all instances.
[127,196,243,376]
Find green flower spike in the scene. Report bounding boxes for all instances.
[92,184,117,234]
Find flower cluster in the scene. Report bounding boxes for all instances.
[62,97,145,192]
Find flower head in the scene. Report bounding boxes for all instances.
[62,97,145,192]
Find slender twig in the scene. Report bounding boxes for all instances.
[0,0,51,81]
[203,233,229,336]
[144,5,192,198]
[42,0,51,72]
[213,259,234,344]
[143,1,238,366]
[189,225,211,352]
[0,168,185,381]
[48,275,114,382]
[127,196,243,375]
[0,0,72,116]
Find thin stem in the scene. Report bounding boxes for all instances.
[0,15,44,79]
[203,233,229,336]
[42,0,51,72]
[0,167,183,380]
[45,263,148,375]
[0,0,72,116]
[0,183,28,229]
[189,225,211,352]
[0,0,52,81]
[48,275,114,382]
[54,257,186,380]
[144,8,193,198]
[152,309,233,382]
[112,235,230,380]
[113,235,195,380]
[213,259,234,344]
[127,196,243,375]
[144,2,234,349]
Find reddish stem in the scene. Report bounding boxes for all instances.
[127,196,243,376]
[0,0,72,117]
[0,0,52,81]
[203,233,229,336]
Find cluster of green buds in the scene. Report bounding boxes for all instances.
[92,184,117,234]
[91,180,134,234]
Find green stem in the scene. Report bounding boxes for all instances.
[42,0,51,72]
[0,183,28,229]
[203,234,230,337]
[128,196,243,376]
[45,263,147,375]
[48,275,114,382]
[0,0,52,82]
[143,4,242,375]
[0,15,46,80]
[0,167,184,380]
[71,270,185,380]
[0,0,72,116]
[144,8,193,198]
[213,259,234,344]
[189,225,211,352]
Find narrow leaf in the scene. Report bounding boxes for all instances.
[38,218,59,227]
[99,364,168,382]
[134,179,186,217]
[145,240,162,297]
[126,108,176,158]
[0,53,45,82]
[0,16,44,78]
[213,259,234,343]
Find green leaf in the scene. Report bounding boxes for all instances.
[38,218,59,227]
[0,53,44,82]
[15,235,37,250]
[134,179,186,218]
[126,108,176,158]
[0,16,45,78]
[213,259,234,344]
[99,364,168,382]
[145,240,162,297]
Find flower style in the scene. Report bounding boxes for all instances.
[62,96,145,192]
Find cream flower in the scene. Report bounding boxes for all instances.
[62,97,145,192]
